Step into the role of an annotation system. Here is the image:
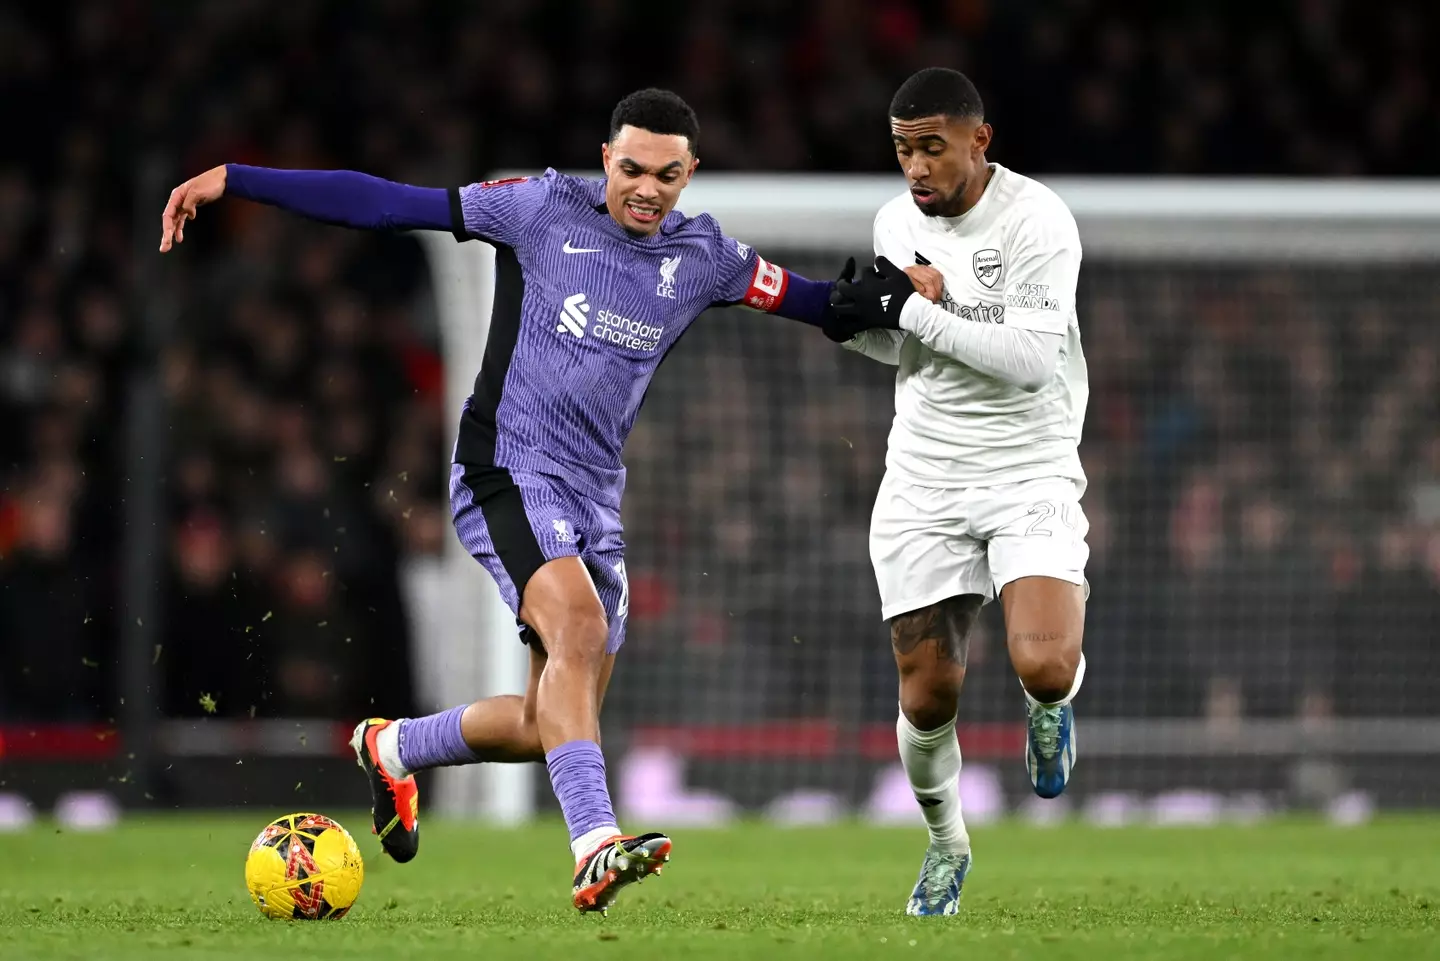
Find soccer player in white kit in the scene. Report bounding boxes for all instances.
[826,68,1089,916]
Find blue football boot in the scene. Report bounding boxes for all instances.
[1026,698,1076,799]
[906,847,972,916]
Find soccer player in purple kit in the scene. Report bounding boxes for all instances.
[159,90,905,914]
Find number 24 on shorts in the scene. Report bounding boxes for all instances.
[1023,501,1080,537]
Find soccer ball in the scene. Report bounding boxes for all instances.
[244,812,365,920]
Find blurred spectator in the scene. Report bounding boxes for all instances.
[1164,473,1231,720]
[1337,524,1440,717]
[163,511,260,718]
[1218,495,1334,718]
[0,482,103,720]
[2,1,1439,730]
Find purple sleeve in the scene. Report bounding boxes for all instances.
[707,227,833,327]
[224,165,451,231]
[454,170,557,248]
[771,273,834,327]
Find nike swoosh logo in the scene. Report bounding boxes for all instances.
[563,241,602,254]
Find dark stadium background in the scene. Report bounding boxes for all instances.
[2,1,1438,817]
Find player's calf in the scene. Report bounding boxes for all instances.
[522,562,610,747]
[897,712,971,890]
[522,556,656,909]
[887,596,980,910]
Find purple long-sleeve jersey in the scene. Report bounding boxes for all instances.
[449,169,793,508]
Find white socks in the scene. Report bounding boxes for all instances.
[1024,653,1087,709]
[375,720,410,779]
[897,710,970,856]
[571,824,621,863]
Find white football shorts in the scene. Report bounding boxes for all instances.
[869,472,1090,620]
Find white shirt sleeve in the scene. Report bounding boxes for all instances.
[897,295,1061,392]
[841,328,905,365]
[997,199,1081,336]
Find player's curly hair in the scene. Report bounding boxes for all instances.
[610,88,700,155]
[890,68,984,122]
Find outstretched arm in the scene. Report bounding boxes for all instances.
[707,237,940,338]
[159,164,452,252]
[706,241,834,327]
[766,270,833,326]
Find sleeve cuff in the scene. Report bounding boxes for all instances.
[224,163,252,200]
[448,187,469,242]
[897,290,929,333]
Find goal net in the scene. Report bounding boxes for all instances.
[418,175,1440,825]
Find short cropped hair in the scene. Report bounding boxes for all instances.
[889,68,984,122]
[610,88,700,155]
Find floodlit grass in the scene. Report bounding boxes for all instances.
[2,814,1438,960]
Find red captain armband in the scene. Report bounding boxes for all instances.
[743,255,789,312]
[479,177,528,189]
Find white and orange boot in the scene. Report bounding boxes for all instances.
[571,833,672,914]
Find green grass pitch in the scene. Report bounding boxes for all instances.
[2,815,1438,960]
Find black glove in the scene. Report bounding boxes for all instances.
[825,255,915,342]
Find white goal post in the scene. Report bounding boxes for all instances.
[417,175,1440,821]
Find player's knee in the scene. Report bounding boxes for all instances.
[1011,638,1080,701]
[899,690,961,732]
[543,604,609,670]
[896,657,964,730]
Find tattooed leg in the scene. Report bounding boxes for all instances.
[890,594,984,730]
[890,594,985,890]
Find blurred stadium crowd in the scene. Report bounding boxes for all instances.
[620,263,1440,730]
[2,0,1437,725]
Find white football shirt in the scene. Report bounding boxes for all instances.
[848,163,1089,491]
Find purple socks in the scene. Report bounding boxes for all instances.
[546,740,617,841]
[397,705,480,771]
[395,713,616,844]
